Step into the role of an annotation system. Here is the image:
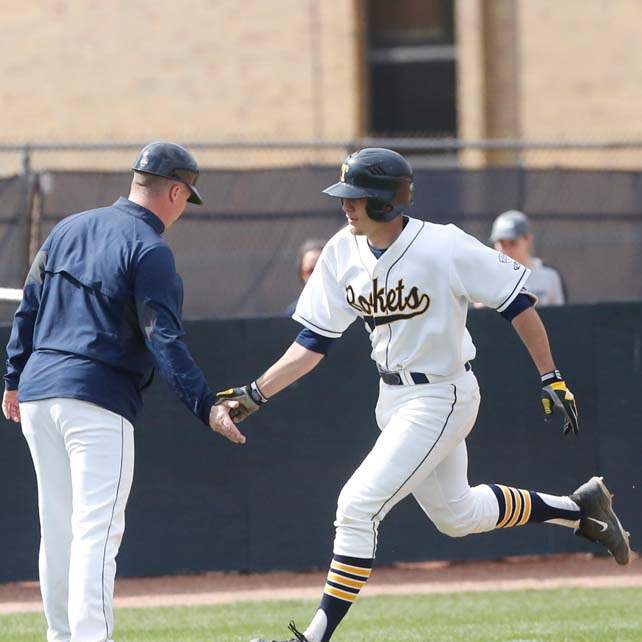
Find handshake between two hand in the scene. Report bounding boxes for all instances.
[208,381,268,445]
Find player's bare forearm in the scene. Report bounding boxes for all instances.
[511,307,556,375]
[214,342,323,424]
[256,341,324,398]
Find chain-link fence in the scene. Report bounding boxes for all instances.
[1,139,641,321]
[3,139,642,174]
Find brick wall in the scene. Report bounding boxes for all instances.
[519,0,642,167]
[457,0,642,168]
[1,1,641,171]
[0,0,360,171]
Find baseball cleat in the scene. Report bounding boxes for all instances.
[250,621,309,642]
[570,476,632,565]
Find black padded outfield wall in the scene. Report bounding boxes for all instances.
[1,302,641,582]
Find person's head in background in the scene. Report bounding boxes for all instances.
[489,210,534,267]
[297,239,325,284]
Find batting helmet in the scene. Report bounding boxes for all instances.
[322,148,414,222]
[132,141,203,205]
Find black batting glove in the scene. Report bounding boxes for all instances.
[216,381,268,423]
[541,369,579,436]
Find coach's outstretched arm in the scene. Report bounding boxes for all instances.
[511,306,579,436]
[216,338,326,423]
[135,244,245,444]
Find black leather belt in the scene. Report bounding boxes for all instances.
[379,362,471,386]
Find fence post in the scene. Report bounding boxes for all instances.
[517,163,526,213]
[21,145,31,175]
[17,147,36,282]
[26,174,43,264]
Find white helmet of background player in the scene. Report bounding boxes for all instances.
[489,210,531,243]
[322,148,414,222]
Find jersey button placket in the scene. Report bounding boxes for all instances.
[372,263,393,372]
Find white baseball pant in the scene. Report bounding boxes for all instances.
[333,370,499,558]
[20,398,135,642]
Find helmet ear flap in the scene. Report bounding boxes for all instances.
[366,198,403,222]
[365,179,414,222]
[365,197,389,221]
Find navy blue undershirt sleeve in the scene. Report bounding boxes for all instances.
[500,292,535,321]
[134,245,215,425]
[295,327,336,355]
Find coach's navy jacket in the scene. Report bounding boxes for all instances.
[4,197,215,425]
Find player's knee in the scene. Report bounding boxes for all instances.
[431,515,475,538]
[335,484,372,526]
[426,485,497,538]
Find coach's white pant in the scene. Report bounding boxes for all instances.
[21,398,135,642]
[333,370,499,558]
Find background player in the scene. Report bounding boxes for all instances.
[490,209,567,306]
[2,142,242,642]
[286,239,326,316]
[217,148,631,642]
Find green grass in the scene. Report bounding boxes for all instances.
[1,587,641,642]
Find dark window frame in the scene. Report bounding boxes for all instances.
[364,0,457,138]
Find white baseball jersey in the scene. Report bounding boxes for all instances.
[293,217,531,379]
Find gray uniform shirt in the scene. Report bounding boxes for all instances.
[526,257,566,306]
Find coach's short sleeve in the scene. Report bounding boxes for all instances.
[449,226,531,312]
[292,245,358,338]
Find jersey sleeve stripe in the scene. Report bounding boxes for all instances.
[291,312,343,338]
[496,267,531,312]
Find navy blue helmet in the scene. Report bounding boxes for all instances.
[323,148,414,222]
[132,141,203,205]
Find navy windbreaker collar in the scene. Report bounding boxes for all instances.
[114,197,165,234]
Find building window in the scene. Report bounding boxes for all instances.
[366,0,456,137]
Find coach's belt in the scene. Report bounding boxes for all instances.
[378,362,471,386]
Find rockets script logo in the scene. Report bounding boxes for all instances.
[346,278,430,327]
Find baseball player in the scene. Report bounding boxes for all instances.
[490,210,567,306]
[2,142,242,642]
[217,148,632,642]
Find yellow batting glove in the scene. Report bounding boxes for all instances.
[541,369,579,436]
[215,381,268,424]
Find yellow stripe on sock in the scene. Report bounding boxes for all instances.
[506,487,523,528]
[496,485,514,528]
[518,489,532,525]
[330,561,372,578]
[327,572,367,590]
[324,585,357,602]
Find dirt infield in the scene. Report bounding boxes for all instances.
[1,553,639,615]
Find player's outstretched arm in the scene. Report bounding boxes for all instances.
[511,306,555,374]
[216,342,324,423]
[257,341,325,397]
[511,307,579,435]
